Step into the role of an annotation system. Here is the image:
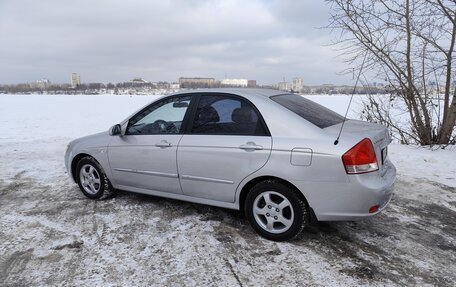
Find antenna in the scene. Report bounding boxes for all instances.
[334,52,368,145]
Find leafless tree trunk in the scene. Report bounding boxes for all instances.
[327,0,456,145]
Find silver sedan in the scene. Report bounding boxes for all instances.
[65,88,396,241]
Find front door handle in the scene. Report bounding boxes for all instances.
[155,140,172,148]
[239,142,263,150]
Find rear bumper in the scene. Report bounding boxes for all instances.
[315,179,394,221]
[294,160,396,221]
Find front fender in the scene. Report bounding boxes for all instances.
[65,131,112,182]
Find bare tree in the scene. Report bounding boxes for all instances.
[327,0,456,145]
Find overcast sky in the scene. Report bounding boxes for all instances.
[0,0,352,85]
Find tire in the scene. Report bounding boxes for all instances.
[244,180,309,241]
[75,156,114,200]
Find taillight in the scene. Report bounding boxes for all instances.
[369,205,380,213]
[342,138,379,174]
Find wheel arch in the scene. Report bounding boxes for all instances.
[70,153,93,183]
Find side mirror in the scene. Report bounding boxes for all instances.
[109,124,122,136]
[173,101,189,108]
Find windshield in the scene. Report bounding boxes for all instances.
[271,94,344,128]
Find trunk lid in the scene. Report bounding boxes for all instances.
[325,120,391,174]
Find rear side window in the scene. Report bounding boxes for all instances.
[271,94,344,128]
[190,94,269,136]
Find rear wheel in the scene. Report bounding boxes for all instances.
[75,156,113,199]
[245,180,309,241]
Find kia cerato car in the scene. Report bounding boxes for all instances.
[65,88,396,241]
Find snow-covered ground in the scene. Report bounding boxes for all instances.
[0,94,455,286]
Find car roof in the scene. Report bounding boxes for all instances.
[171,88,286,99]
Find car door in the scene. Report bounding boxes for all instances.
[108,95,192,194]
[177,93,272,202]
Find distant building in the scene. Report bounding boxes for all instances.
[292,77,303,92]
[178,77,215,88]
[221,78,248,87]
[247,80,257,88]
[129,77,149,84]
[278,81,291,91]
[32,79,51,89]
[71,73,81,87]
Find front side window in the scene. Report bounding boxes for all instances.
[191,94,268,136]
[126,96,191,135]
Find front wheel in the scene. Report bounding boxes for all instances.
[76,156,113,199]
[245,180,309,241]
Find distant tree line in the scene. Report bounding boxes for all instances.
[304,85,390,95]
[179,82,213,89]
[0,80,392,95]
[0,81,173,94]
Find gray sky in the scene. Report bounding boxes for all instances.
[0,0,352,85]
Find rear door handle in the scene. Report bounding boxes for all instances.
[239,142,263,150]
[155,140,172,148]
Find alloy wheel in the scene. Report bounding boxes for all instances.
[252,191,295,234]
[79,164,101,195]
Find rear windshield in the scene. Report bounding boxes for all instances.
[271,94,344,128]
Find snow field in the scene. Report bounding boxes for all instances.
[0,94,455,286]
